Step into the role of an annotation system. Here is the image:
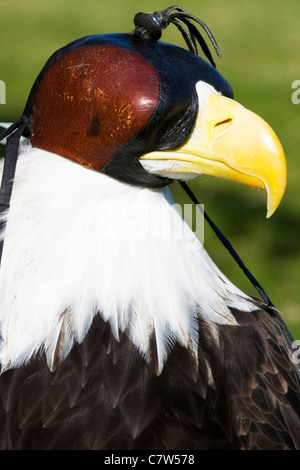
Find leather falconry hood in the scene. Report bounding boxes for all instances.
[1,7,233,187]
[23,12,232,188]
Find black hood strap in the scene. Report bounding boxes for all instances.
[0,116,33,264]
[179,180,275,308]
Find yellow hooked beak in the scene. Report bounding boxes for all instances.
[140,84,287,218]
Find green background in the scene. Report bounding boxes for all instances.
[1,0,299,338]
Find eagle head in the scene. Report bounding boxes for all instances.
[22,15,286,218]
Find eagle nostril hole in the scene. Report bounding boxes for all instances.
[214,118,232,133]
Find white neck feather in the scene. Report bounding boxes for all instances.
[0,144,255,372]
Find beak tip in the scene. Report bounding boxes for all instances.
[266,184,286,219]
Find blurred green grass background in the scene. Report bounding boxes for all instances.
[0,0,300,337]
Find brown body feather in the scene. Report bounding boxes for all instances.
[0,304,299,450]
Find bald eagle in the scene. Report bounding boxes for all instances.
[0,7,299,450]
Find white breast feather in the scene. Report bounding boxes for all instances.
[0,143,256,372]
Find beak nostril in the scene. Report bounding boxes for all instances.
[214,118,232,128]
[213,118,233,135]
